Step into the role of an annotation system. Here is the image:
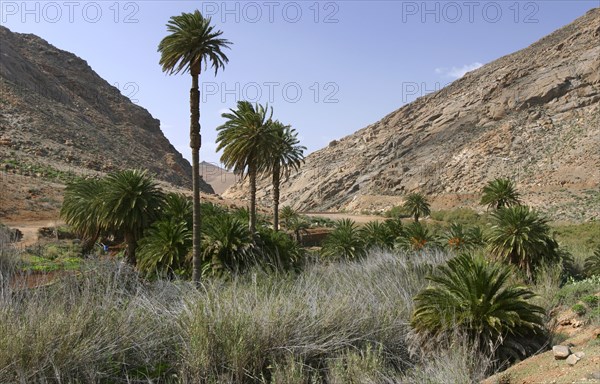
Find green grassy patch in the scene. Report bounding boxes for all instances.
[21,240,83,272]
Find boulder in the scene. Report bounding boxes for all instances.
[552,345,571,359]
[566,353,580,366]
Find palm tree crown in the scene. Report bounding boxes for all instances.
[268,121,306,231]
[403,193,431,222]
[216,101,273,232]
[99,169,165,265]
[412,253,545,365]
[480,178,521,210]
[60,177,106,254]
[488,205,559,281]
[158,10,231,76]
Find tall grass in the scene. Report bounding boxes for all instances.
[0,247,499,383]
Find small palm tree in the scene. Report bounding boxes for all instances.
[268,121,305,231]
[137,219,192,278]
[202,215,255,275]
[217,101,273,233]
[321,219,365,261]
[158,10,231,285]
[360,221,395,251]
[396,222,437,251]
[99,170,165,266]
[60,177,106,254]
[481,178,521,210]
[383,217,405,239]
[412,253,545,365]
[488,205,560,281]
[163,193,193,227]
[403,193,431,222]
[256,227,303,271]
[280,206,299,229]
[584,246,600,277]
[444,223,485,252]
[286,215,310,243]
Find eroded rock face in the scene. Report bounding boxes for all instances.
[224,9,600,220]
[0,26,214,193]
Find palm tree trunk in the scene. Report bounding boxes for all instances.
[273,166,280,232]
[190,72,202,286]
[82,228,100,255]
[125,232,136,266]
[249,166,257,233]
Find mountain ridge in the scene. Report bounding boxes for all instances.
[0,25,214,193]
[224,8,600,221]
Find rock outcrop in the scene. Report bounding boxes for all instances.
[0,26,213,193]
[224,9,600,220]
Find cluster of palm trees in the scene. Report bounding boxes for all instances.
[320,178,563,283]
[60,169,304,278]
[216,101,306,233]
[157,10,306,284]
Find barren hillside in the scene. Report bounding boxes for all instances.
[0,25,213,193]
[225,9,600,221]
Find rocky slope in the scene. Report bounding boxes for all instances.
[225,8,600,220]
[0,26,213,193]
[200,161,238,195]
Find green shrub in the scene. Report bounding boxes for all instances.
[582,295,599,307]
[555,275,600,306]
[384,205,411,219]
[411,253,546,369]
[430,208,482,225]
[571,303,586,316]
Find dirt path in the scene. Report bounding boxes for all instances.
[4,220,64,247]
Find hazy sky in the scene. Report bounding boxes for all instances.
[2,1,597,166]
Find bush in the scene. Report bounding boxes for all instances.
[571,303,587,316]
[555,275,600,306]
[430,208,482,225]
[582,295,599,307]
[321,219,365,261]
[385,205,412,219]
[411,253,546,369]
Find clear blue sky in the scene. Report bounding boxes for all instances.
[2,1,597,166]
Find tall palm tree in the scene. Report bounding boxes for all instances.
[488,205,559,281]
[480,178,521,210]
[216,101,273,233]
[268,121,305,231]
[411,253,545,366]
[158,10,231,285]
[403,193,431,222]
[99,170,165,266]
[60,177,106,254]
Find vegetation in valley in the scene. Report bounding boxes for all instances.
[1,7,598,384]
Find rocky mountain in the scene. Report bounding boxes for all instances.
[0,26,213,193]
[224,8,600,221]
[200,161,239,195]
